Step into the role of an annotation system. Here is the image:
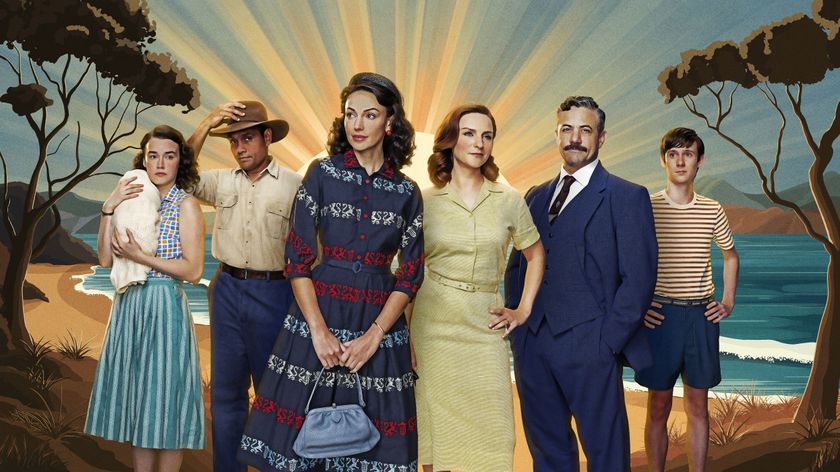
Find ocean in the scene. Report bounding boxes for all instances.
[74,234,830,395]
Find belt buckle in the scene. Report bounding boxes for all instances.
[352,261,362,273]
[242,268,248,280]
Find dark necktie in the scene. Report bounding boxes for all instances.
[549,175,576,221]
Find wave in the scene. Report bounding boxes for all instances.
[720,336,814,364]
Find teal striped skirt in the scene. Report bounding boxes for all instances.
[85,278,205,449]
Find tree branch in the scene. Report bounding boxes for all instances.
[720,83,739,122]
[682,94,832,250]
[88,171,123,179]
[52,122,81,186]
[818,99,840,163]
[683,96,712,128]
[0,50,22,84]
[107,145,141,157]
[756,83,786,194]
[30,204,61,261]
[786,84,821,166]
[0,150,16,239]
[46,135,69,158]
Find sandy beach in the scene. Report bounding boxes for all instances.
[23,262,689,470]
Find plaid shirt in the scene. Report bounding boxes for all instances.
[148,186,188,278]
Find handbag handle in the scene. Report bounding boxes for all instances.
[304,367,366,414]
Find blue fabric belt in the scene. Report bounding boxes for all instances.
[324,259,391,274]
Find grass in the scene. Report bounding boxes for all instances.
[667,419,686,447]
[794,415,840,443]
[27,364,65,398]
[811,438,840,471]
[709,393,749,446]
[736,384,775,415]
[55,331,92,360]
[21,337,54,365]
[0,435,66,472]
[10,390,83,442]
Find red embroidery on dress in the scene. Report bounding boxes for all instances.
[286,262,311,276]
[381,161,395,180]
[343,151,359,168]
[395,255,423,279]
[287,230,315,264]
[313,281,391,305]
[372,416,417,437]
[252,395,306,430]
[322,246,393,267]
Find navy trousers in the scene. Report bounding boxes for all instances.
[209,269,293,472]
[513,317,630,471]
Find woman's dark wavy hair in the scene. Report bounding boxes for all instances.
[326,72,416,170]
[428,104,500,188]
[132,125,199,192]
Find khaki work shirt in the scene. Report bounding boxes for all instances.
[193,158,302,271]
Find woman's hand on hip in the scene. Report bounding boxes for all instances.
[489,306,530,339]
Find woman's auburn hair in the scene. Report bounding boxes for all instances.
[428,104,499,188]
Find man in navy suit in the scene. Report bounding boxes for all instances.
[506,96,657,471]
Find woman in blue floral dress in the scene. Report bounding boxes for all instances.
[238,73,424,471]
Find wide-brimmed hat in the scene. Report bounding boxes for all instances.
[208,100,289,143]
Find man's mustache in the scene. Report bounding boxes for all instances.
[564,144,588,152]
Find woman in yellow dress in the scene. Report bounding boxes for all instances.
[411,104,545,471]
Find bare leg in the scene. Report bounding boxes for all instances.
[159,449,184,472]
[644,389,674,472]
[683,385,709,471]
[132,447,155,472]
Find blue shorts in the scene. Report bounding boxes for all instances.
[634,301,721,390]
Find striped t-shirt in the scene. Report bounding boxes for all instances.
[651,190,735,299]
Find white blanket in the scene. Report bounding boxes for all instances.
[110,169,161,293]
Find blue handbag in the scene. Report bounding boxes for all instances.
[292,367,381,459]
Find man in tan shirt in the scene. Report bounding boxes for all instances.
[188,101,302,472]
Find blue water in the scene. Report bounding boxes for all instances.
[76,233,830,395]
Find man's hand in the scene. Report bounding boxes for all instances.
[203,101,246,130]
[643,301,664,329]
[705,300,732,324]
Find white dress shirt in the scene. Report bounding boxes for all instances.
[549,158,600,215]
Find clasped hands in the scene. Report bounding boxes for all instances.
[312,326,383,373]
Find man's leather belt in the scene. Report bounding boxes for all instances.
[221,263,285,280]
[652,295,713,307]
[427,270,497,293]
[324,259,390,274]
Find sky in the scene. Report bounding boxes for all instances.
[1,0,838,201]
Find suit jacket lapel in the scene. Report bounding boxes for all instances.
[565,163,608,268]
[532,175,558,232]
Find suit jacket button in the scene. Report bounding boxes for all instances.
[549,233,553,238]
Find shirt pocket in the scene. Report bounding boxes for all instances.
[266,203,291,239]
[215,193,238,230]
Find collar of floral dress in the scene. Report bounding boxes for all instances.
[342,150,396,180]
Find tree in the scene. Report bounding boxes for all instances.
[658,0,840,421]
[0,0,199,353]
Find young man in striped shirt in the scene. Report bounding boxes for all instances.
[636,127,740,471]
